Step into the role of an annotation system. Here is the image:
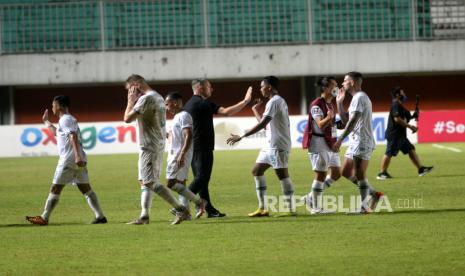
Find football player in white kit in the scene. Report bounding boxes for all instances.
[124,75,189,225]
[227,76,295,217]
[26,95,107,225]
[333,72,384,213]
[164,92,206,219]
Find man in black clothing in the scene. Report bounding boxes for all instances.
[183,79,252,217]
[377,87,433,180]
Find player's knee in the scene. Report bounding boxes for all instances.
[252,167,260,176]
[77,184,91,194]
[331,170,341,181]
[276,169,289,180]
[152,183,164,193]
[166,180,176,189]
[143,182,155,191]
[50,184,64,195]
[252,165,266,176]
[341,168,351,178]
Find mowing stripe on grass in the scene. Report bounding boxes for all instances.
[432,144,462,153]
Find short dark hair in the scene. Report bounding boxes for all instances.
[126,74,146,84]
[346,71,363,83]
[315,76,336,92]
[53,95,70,108]
[166,91,183,101]
[262,76,280,90]
[390,86,402,98]
[191,78,208,89]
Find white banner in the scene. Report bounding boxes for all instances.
[0,113,417,158]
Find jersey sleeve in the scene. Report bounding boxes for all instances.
[263,98,277,119]
[61,117,78,135]
[133,95,148,114]
[180,112,193,129]
[310,105,324,121]
[348,94,364,115]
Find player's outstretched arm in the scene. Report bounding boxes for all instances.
[332,111,360,152]
[42,109,57,136]
[217,86,252,116]
[227,116,271,145]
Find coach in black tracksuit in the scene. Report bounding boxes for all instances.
[184,79,252,217]
[377,87,433,180]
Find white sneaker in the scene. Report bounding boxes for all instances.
[300,193,313,209]
[126,216,149,225]
[171,207,191,225]
[310,208,334,215]
[346,207,373,215]
[195,198,207,219]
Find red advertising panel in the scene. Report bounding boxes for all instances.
[418,110,465,143]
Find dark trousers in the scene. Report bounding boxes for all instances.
[189,150,216,213]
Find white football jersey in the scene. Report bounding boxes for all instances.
[133,91,166,152]
[169,111,193,157]
[262,95,291,151]
[348,91,376,150]
[56,114,86,165]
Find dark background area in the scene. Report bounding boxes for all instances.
[11,74,465,124]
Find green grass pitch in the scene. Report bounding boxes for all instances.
[1,143,465,275]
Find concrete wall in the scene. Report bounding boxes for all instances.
[1,40,465,86]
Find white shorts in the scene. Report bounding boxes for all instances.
[309,151,341,172]
[52,163,89,185]
[138,149,164,184]
[256,149,289,169]
[166,152,192,181]
[345,143,374,161]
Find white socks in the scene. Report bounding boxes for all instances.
[358,179,370,209]
[311,180,325,210]
[280,177,295,212]
[254,176,267,209]
[171,183,201,205]
[84,190,105,219]
[41,193,60,221]
[140,187,153,218]
[153,183,182,210]
[324,176,335,189]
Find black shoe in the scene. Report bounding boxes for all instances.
[419,166,433,177]
[377,171,393,180]
[91,216,107,224]
[207,211,226,218]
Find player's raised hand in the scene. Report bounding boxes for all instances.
[42,109,49,122]
[252,98,263,110]
[327,108,335,119]
[127,85,140,105]
[410,125,418,133]
[244,86,253,104]
[227,134,242,146]
[336,87,346,103]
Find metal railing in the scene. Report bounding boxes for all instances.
[0,0,464,55]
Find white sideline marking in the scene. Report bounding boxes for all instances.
[432,144,462,153]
